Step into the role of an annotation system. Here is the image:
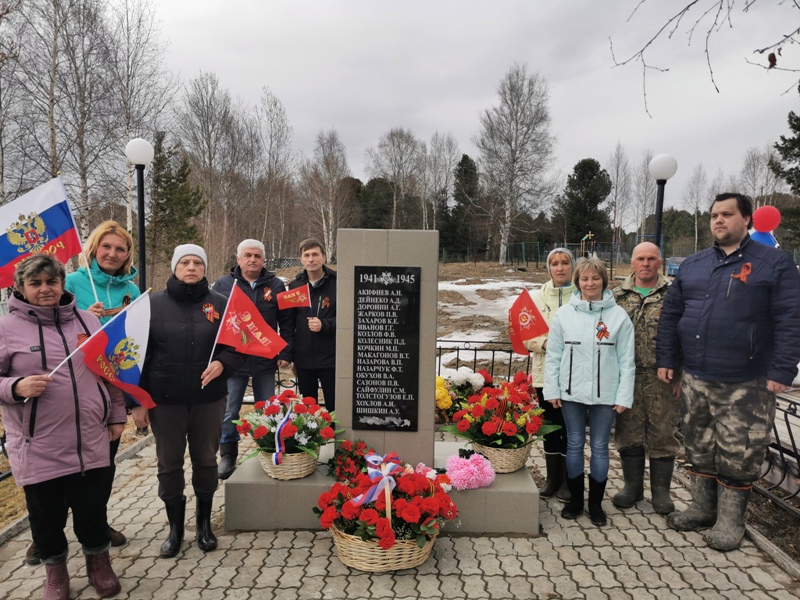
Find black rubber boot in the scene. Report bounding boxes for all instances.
[612,445,645,509]
[540,453,563,498]
[588,475,608,526]
[160,496,186,558]
[704,483,751,551]
[561,475,584,520]
[217,442,238,480]
[649,457,676,514]
[556,455,571,503]
[196,496,218,552]
[25,540,41,566]
[667,473,717,531]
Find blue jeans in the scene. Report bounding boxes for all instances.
[560,401,617,481]
[220,372,276,444]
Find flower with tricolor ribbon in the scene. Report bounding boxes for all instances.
[346,452,403,515]
[272,406,295,465]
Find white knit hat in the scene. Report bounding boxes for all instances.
[171,244,208,273]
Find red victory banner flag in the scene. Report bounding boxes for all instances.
[508,288,548,355]
[276,284,311,310]
[218,285,287,359]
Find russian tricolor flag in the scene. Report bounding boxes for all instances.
[0,178,82,288]
[80,292,156,409]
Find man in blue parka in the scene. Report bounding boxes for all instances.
[657,193,800,551]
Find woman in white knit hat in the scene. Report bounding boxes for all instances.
[131,244,243,558]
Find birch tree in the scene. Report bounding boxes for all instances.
[682,163,707,252]
[104,0,179,231]
[605,141,631,246]
[299,128,352,256]
[365,127,422,229]
[631,148,655,237]
[474,63,554,264]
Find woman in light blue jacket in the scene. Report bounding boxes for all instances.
[544,257,635,527]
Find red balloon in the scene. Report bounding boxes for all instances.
[752,205,781,232]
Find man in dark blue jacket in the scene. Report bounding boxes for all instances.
[288,239,337,412]
[213,239,294,479]
[657,193,800,551]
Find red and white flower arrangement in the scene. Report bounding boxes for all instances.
[442,372,559,449]
[315,452,458,549]
[435,367,491,421]
[234,389,338,459]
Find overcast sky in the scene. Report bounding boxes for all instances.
[156,1,798,212]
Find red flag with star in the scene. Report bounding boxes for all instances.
[218,286,287,359]
[276,284,311,310]
[509,288,548,355]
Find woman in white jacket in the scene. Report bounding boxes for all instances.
[544,257,635,526]
[523,248,576,502]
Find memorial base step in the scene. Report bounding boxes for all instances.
[224,441,539,535]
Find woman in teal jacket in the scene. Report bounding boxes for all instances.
[65,221,140,324]
[544,257,635,527]
[63,220,139,549]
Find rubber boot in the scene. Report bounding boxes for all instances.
[42,552,69,600]
[540,452,563,498]
[160,496,186,558]
[196,496,217,552]
[107,525,127,547]
[704,483,751,551]
[556,455,571,503]
[649,457,676,514]
[84,550,121,598]
[612,445,645,509]
[26,540,41,566]
[588,475,608,526]
[217,442,238,480]
[667,473,717,531]
[561,475,584,520]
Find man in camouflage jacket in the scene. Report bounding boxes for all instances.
[612,242,679,516]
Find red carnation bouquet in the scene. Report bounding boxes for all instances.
[442,371,560,449]
[315,452,457,549]
[327,439,375,482]
[234,389,339,459]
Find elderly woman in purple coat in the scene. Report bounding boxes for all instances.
[0,254,127,599]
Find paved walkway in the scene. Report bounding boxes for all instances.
[0,439,799,599]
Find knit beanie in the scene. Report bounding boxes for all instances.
[171,244,208,273]
[545,247,576,277]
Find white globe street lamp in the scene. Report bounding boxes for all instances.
[648,154,678,250]
[125,138,154,292]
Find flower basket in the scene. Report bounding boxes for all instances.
[315,452,457,573]
[471,441,533,474]
[330,525,437,572]
[442,372,561,459]
[258,451,317,480]
[234,390,340,475]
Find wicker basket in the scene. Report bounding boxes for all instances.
[471,442,533,473]
[330,525,437,572]
[258,451,317,480]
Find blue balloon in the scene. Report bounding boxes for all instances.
[750,230,778,247]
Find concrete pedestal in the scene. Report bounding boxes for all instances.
[224,442,539,536]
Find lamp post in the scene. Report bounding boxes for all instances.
[125,138,154,292]
[648,154,678,251]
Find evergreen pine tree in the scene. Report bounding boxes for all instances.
[148,131,205,281]
[553,158,613,244]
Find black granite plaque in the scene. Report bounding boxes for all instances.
[352,266,420,431]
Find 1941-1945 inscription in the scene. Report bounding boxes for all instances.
[352,266,420,431]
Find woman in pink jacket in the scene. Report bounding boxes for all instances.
[0,254,127,600]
